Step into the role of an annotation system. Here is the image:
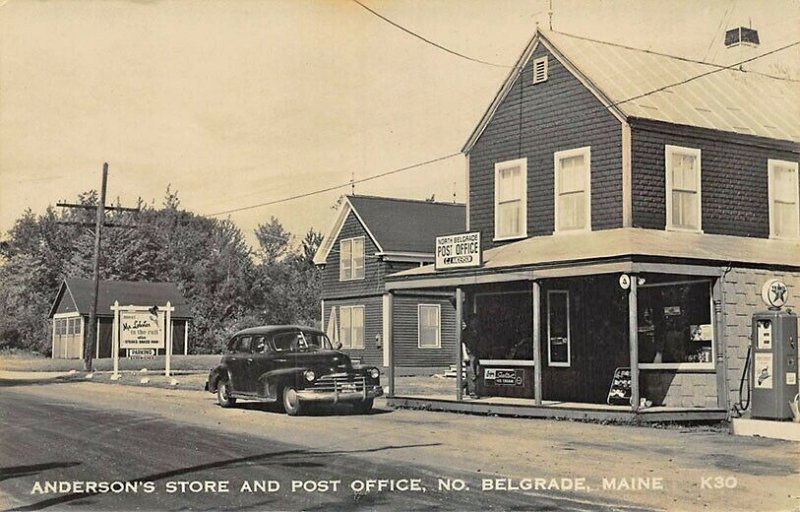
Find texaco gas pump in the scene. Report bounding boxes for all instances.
[751,279,798,420]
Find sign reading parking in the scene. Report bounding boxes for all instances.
[435,232,482,270]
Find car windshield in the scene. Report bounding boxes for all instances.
[272,331,332,351]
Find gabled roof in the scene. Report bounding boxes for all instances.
[464,30,800,153]
[48,279,192,319]
[313,195,465,265]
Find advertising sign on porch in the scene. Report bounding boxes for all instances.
[435,232,481,270]
[120,311,165,350]
[484,368,523,386]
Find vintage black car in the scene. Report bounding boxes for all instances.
[204,325,383,415]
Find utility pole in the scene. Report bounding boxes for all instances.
[86,163,108,372]
[57,163,139,372]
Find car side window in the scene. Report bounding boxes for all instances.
[253,335,268,353]
[273,332,297,351]
[236,336,252,353]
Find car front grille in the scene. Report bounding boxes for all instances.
[312,373,367,392]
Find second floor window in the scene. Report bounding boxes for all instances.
[665,145,702,232]
[554,147,591,232]
[339,237,365,281]
[768,159,800,239]
[494,158,527,240]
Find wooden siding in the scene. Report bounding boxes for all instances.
[469,44,623,249]
[631,120,800,237]
[321,210,423,299]
[323,296,384,367]
[392,295,457,368]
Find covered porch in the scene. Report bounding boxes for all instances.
[382,228,799,421]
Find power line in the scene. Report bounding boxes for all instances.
[206,153,461,217]
[609,38,800,108]
[351,0,515,69]
[553,30,800,83]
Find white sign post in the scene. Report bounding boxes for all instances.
[111,301,121,380]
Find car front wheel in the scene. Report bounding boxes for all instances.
[217,380,237,408]
[282,386,303,416]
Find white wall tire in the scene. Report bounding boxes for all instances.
[282,386,303,416]
[217,380,237,408]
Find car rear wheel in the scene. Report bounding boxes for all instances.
[282,386,303,416]
[217,380,237,408]
[353,398,374,414]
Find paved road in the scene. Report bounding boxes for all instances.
[0,378,797,511]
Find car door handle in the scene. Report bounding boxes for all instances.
[274,358,287,363]
[247,358,254,363]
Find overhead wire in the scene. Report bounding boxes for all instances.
[350,0,517,69]
[205,153,462,217]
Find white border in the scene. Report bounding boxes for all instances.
[554,146,592,234]
[417,303,441,349]
[665,145,702,233]
[547,289,570,367]
[494,157,528,241]
[767,159,800,239]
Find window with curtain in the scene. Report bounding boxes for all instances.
[418,304,441,349]
[339,237,365,280]
[666,145,702,231]
[339,305,365,349]
[555,147,591,232]
[769,159,799,239]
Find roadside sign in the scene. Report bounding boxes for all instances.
[120,310,165,349]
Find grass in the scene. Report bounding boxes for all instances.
[0,354,220,373]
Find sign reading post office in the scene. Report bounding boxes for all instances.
[120,310,165,350]
[435,232,482,270]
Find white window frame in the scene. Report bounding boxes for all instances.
[417,304,441,349]
[494,158,528,241]
[339,236,365,281]
[665,145,702,233]
[532,56,549,84]
[339,305,365,350]
[768,159,800,239]
[554,146,592,233]
[546,290,571,367]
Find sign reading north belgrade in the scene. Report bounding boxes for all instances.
[120,311,165,349]
[435,232,482,270]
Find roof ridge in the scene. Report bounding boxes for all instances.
[348,194,465,207]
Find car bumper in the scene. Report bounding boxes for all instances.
[296,385,383,403]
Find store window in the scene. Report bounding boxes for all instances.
[494,158,527,240]
[637,278,714,368]
[547,290,570,367]
[418,304,441,349]
[474,291,533,360]
[339,305,365,349]
[339,237,365,281]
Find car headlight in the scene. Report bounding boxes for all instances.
[369,368,380,379]
[304,370,316,382]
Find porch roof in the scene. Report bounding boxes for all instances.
[385,228,800,288]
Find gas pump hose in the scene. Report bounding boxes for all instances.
[730,346,752,417]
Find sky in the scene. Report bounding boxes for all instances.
[1,0,799,249]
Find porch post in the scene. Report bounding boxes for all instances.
[532,280,542,405]
[184,321,189,356]
[455,287,464,401]
[713,277,728,410]
[386,292,395,398]
[628,276,640,412]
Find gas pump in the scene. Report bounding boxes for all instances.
[750,279,798,420]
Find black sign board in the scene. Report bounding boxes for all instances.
[607,367,632,406]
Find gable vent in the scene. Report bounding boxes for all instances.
[532,56,548,84]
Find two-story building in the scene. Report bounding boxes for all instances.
[384,30,800,421]
[314,195,465,373]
